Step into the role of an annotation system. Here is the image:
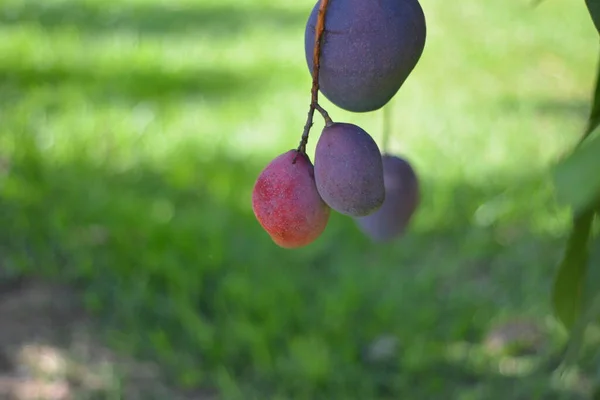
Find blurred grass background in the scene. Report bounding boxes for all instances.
[0,0,599,398]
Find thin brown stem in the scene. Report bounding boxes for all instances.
[294,0,332,162]
[315,103,333,126]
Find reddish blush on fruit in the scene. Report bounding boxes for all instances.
[252,150,330,249]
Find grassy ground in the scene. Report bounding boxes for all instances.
[0,0,599,398]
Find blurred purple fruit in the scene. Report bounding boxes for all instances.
[355,154,420,241]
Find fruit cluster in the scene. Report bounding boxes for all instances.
[252,0,426,249]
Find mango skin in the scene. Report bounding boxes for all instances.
[314,123,385,217]
[354,154,420,242]
[252,150,331,249]
[305,0,427,113]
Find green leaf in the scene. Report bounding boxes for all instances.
[552,209,594,330]
[553,52,600,214]
[556,290,600,373]
[552,132,600,214]
[585,52,600,136]
[553,230,600,374]
[583,222,600,307]
[556,230,600,368]
[586,0,600,37]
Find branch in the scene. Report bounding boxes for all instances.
[295,0,333,161]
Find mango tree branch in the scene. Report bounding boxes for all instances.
[295,0,333,160]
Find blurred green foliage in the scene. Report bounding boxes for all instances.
[550,0,600,369]
[0,0,599,398]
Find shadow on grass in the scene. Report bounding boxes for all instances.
[0,280,210,400]
[0,138,584,399]
[0,62,282,105]
[0,1,306,38]
[499,97,589,119]
[0,2,303,106]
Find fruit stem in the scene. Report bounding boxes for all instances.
[294,0,332,162]
[315,103,333,126]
